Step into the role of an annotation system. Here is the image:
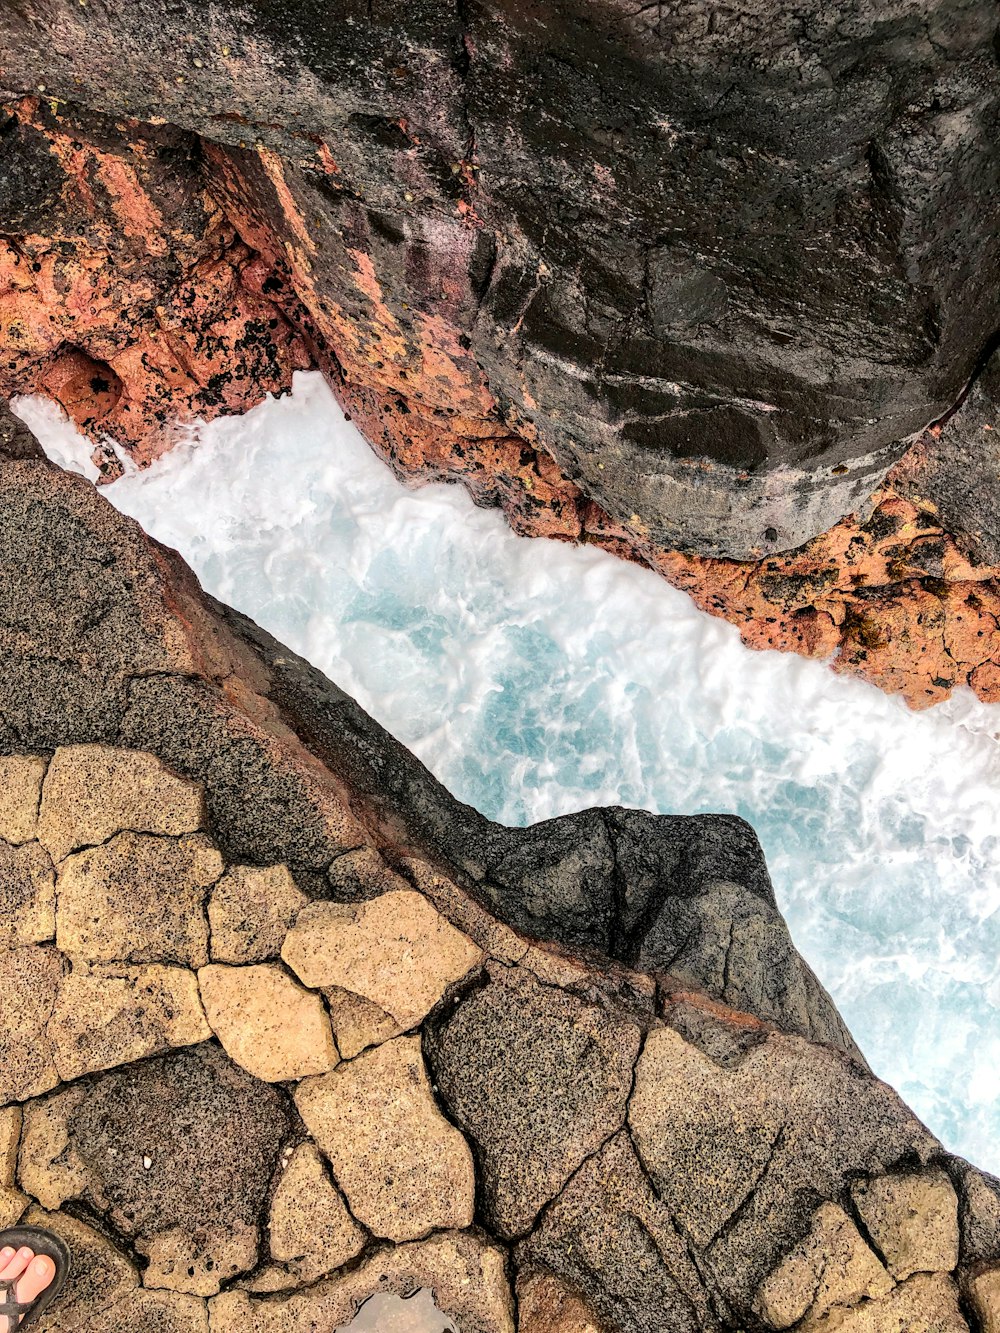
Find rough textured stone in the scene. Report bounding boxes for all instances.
[0,1105,26,1228]
[320,986,400,1060]
[198,963,338,1082]
[209,1230,515,1333]
[0,944,62,1104]
[294,1035,474,1243]
[207,863,308,964]
[56,831,221,966]
[516,1274,607,1333]
[850,1168,961,1281]
[965,1267,1000,1333]
[816,1272,966,1333]
[267,1142,366,1282]
[0,754,46,843]
[518,1131,716,1333]
[426,964,642,1237]
[25,1044,291,1297]
[753,1203,893,1329]
[627,1026,939,1314]
[281,890,482,1036]
[38,744,204,861]
[48,965,211,1082]
[0,839,55,947]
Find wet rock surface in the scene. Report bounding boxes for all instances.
[0,6,997,706]
[0,421,995,1331]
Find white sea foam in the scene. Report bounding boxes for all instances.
[15,372,1000,1174]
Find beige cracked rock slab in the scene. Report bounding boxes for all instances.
[0,754,46,844]
[850,1167,960,1280]
[48,966,211,1082]
[294,1035,475,1242]
[209,1230,515,1333]
[754,1202,893,1329]
[268,1141,366,1282]
[0,945,62,1104]
[282,890,482,1039]
[140,1222,260,1300]
[38,744,204,861]
[56,831,222,967]
[199,964,338,1082]
[0,839,55,949]
[816,1271,965,1333]
[17,1084,90,1212]
[321,986,399,1059]
[208,863,308,964]
[966,1267,1000,1333]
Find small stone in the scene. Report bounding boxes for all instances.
[0,945,62,1104]
[294,1035,475,1242]
[17,1084,89,1211]
[48,965,211,1082]
[268,1142,366,1281]
[208,863,308,963]
[754,1203,893,1329]
[966,1267,1000,1333]
[56,831,221,967]
[198,963,338,1082]
[322,985,399,1059]
[281,890,482,1037]
[516,1272,606,1332]
[850,1167,960,1280]
[38,744,203,861]
[140,1222,259,1300]
[0,840,55,948]
[0,755,46,843]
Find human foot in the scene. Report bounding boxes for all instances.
[0,1243,58,1330]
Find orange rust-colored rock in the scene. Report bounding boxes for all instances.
[2,99,996,709]
[0,98,309,475]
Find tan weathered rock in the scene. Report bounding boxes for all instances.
[294,1035,475,1242]
[208,863,308,963]
[0,840,55,947]
[850,1167,960,1280]
[56,831,221,966]
[0,945,62,1104]
[48,965,211,1082]
[198,964,338,1082]
[754,1203,894,1329]
[281,890,482,1038]
[326,846,411,899]
[38,744,204,861]
[140,1222,260,1300]
[0,1106,26,1228]
[817,1271,966,1333]
[268,1141,366,1282]
[0,754,46,844]
[965,1267,1000,1333]
[17,1084,90,1212]
[321,986,399,1059]
[208,1230,515,1333]
[517,1272,607,1332]
[94,1289,211,1333]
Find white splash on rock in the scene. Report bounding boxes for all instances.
[14,372,1000,1173]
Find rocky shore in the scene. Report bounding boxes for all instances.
[0,1,998,706]
[0,406,997,1331]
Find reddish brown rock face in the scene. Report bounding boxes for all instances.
[1,96,996,710]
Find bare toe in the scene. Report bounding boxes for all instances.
[0,1251,55,1330]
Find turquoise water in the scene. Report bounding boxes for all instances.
[19,373,1000,1173]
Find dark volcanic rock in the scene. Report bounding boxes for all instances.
[424,964,642,1237]
[1,1,998,556]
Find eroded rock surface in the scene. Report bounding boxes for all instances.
[0,427,994,1332]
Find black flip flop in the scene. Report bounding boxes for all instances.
[0,1227,70,1330]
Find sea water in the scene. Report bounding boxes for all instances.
[16,372,1000,1174]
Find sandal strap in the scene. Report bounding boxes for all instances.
[0,1275,34,1316]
